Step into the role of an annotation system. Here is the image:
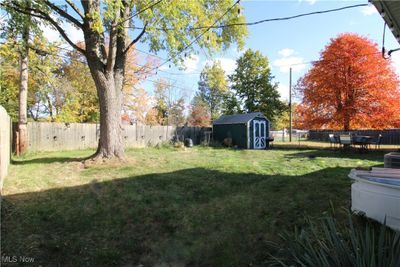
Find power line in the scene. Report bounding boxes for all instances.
[0,1,388,87]
[130,2,370,76]
[134,47,167,61]
[42,34,225,77]
[22,2,373,77]
[118,0,164,26]
[1,41,191,94]
[1,38,387,79]
[2,1,375,78]
[34,42,186,76]
[32,2,371,78]
[127,3,368,31]
[143,78,191,92]
[270,51,383,71]
[41,44,388,79]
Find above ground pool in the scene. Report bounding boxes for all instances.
[349,168,400,231]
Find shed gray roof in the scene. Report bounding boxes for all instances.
[213,112,267,125]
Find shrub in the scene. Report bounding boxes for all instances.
[154,141,174,149]
[268,213,400,267]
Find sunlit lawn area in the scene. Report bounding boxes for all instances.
[1,146,386,266]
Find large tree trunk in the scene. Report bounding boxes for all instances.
[89,66,125,159]
[97,79,124,159]
[343,111,351,131]
[17,26,29,155]
[81,0,132,160]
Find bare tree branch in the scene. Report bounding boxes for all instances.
[114,1,131,74]
[0,2,47,20]
[106,9,121,73]
[65,0,84,20]
[42,0,83,28]
[123,22,147,55]
[43,18,86,54]
[117,0,163,27]
[3,2,86,55]
[79,0,107,63]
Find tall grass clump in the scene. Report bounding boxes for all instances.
[270,213,400,267]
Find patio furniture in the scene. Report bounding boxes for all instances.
[328,134,339,149]
[352,135,372,153]
[384,152,400,168]
[339,134,352,150]
[266,136,274,148]
[368,134,383,150]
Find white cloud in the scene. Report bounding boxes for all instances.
[216,58,237,74]
[391,53,400,77]
[64,24,84,44]
[349,20,361,26]
[0,15,6,26]
[232,47,247,57]
[278,48,295,57]
[277,83,290,101]
[273,49,306,73]
[273,57,306,73]
[361,5,377,16]
[159,64,170,71]
[299,0,317,5]
[182,54,200,73]
[40,22,84,45]
[40,24,60,43]
[204,57,237,74]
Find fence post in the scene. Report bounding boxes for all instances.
[9,117,12,161]
[135,120,138,142]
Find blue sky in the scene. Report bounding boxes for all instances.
[136,0,400,103]
[30,0,400,104]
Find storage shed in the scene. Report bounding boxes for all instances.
[213,112,270,149]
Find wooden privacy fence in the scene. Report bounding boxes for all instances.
[0,106,12,190]
[308,129,400,145]
[18,122,210,152]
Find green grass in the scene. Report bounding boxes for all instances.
[1,147,386,266]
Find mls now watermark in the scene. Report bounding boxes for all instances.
[2,255,35,264]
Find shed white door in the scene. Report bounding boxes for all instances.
[253,120,266,149]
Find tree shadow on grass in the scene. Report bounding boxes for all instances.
[2,166,355,267]
[11,156,85,165]
[282,148,387,163]
[11,150,98,165]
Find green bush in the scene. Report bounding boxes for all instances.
[269,213,400,267]
[154,141,174,149]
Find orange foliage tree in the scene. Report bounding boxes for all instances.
[145,108,161,126]
[296,33,400,130]
[188,102,211,127]
[122,45,157,123]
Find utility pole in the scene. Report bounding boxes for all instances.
[289,67,292,142]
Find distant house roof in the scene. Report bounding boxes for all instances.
[213,112,267,125]
[372,1,400,44]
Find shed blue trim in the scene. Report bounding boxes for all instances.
[249,117,269,149]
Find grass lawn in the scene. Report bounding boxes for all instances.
[1,146,386,266]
